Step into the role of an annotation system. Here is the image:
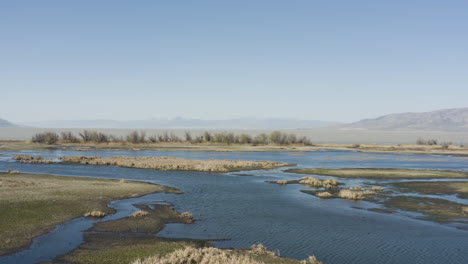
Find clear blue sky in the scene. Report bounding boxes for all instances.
[1,0,468,123]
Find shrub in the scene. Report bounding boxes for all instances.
[180,212,193,220]
[126,131,146,143]
[440,142,452,149]
[60,131,79,143]
[250,243,278,256]
[416,138,438,145]
[316,192,332,198]
[253,133,269,145]
[184,131,193,142]
[32,132,59,144]
[130,210,149,217]
[84,210,106,218]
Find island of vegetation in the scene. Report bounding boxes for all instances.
[285,168,468,179]
[12,155,291,172]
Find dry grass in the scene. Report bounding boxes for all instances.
[0,173,178,256]
[119,178,128,183]
[132,247,265,264]
[299,176,339,189]
[393,181,468,199]
[276,180,289,185]
[316,192,332,198]
[4,169,20,174]
[60,156,290,172]
[130,210,149,217]
[180,212,193,221]
[84,210,107,218]
[384,196,468,222]
[287,168,468,179]
[131,245,322,264]
[250,244,278,257]
[13,155,54,164]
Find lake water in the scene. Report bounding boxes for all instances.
[1,150,468,264]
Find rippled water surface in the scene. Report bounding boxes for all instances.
[1,150,468,264]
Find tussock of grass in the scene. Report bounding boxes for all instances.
[180,212,193,222]
[131,245,322,264]
[250,243,278,256]
[13,155,54,164]
[276,180,289,185]
[316,192,332,198]
[132,247,265,264]
[131,210,149,217]
[299,176,338,189]
[4,169,20,174]
[84,210,107,218]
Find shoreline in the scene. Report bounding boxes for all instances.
[2,140,468,157]
[0,172,178,256]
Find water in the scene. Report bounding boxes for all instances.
[1,150,468,264]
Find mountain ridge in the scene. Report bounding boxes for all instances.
[341,107,468,132]
[21,117,340,129]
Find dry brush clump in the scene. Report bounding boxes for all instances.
[180,211,193,220]
[337,186,383,200]
[132,247,263,264]
[59,156,289,172]
[31,132,59,144]
[299,176,339,189]
[131,245,322,264]
[84,210,107,218]
[4,169,20,174]
[13,155,54,164]
[130,210,149,217]
[316,192,332,198]
[250,243,278,256]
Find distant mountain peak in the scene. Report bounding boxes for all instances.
[0,118,17,127]
[342,107,468,132]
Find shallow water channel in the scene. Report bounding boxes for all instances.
[1,150,468,264]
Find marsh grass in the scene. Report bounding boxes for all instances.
[393,181,468,199]
[286,168,468,179]
[384,196,468,222]
[0,173,176,256]
[60,156,290,172]
[131,244,321,264]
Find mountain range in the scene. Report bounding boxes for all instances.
[3,107,468,131]
[0,118,17,128]
[341,107,468,132]
[21,118,339,130]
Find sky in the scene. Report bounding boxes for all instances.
[1,0,468,123]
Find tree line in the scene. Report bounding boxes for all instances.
[31,130,313,146]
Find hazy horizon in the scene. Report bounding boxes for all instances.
[2,1,468,123]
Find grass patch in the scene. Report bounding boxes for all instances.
[383,196,468,222]
[286,168,468,179]
[90,204,192,233]
[56,233,204,264]
[0,173,179,256]
[393,181,468,199]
